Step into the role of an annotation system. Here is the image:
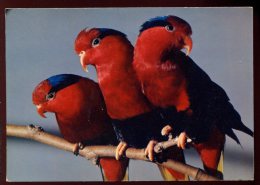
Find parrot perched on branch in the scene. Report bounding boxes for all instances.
[133,15,253,179]
[74,28,188,180]
[32,74,129,181]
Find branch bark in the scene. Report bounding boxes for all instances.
[6,123,219,181]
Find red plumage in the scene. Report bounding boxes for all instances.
[74,28,188,180]
[32,74,128,181]
[134,15,253,179]
[75,28,150,119]
[133,16,225,178]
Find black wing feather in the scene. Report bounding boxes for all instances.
[174,51,253,143]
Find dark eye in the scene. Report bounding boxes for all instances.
[46,92,55,101]
[92,38,101,47]
[165,25,174,32]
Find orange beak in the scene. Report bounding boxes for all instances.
[36,104,47,118]
[79,51,89,72]
[183,35,193,56]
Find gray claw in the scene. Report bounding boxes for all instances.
[73,142,84,156]
[78,142,84,150]
[168,133,173,140]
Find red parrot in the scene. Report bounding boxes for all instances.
[32,74,129,181]
[74,28,188,180]
[133,15,253,179]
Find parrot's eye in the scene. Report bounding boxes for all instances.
[92,38,101,47]
[46,92,55,101]
[165,25,174,32]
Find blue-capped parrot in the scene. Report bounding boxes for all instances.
[32,74,129,181]
[133,15,253,179]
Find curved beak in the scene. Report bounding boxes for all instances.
[183,35,193,56]
[36,104,47,118]
[79,51,89,72]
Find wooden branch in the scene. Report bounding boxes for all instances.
[6,123,219,181]
[154,137,192,153]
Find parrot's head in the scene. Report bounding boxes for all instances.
[32,74,82,118]
[135,15,192,66]
[74,28,133,72]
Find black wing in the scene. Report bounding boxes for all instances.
[174,51,253,143]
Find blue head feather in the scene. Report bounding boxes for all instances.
[99,28,127,39]
[47,74,82,93]
[139,16,169,33]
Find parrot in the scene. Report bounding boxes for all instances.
[74,28,189,180]
[32,74,129,181]
[133,15,254,179]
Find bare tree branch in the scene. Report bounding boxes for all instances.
[6,123,219,181]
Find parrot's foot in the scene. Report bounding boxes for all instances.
[115,141,128,160]
[73,142,84,156]
[162,125,189,149]
[161,125,173,139]
[145,140,158,161]
[177,132,188,149]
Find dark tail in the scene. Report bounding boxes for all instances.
[221,102,253,143]
[233,123,253,137]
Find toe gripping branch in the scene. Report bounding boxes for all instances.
[72,131,119,165]
[73,142,85,156]
[111,106,186,147]
[152,136,193,163]
[111,108,171,149]
[111,107,185,163]
[150,149,168,163]
[73,142,100,165]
